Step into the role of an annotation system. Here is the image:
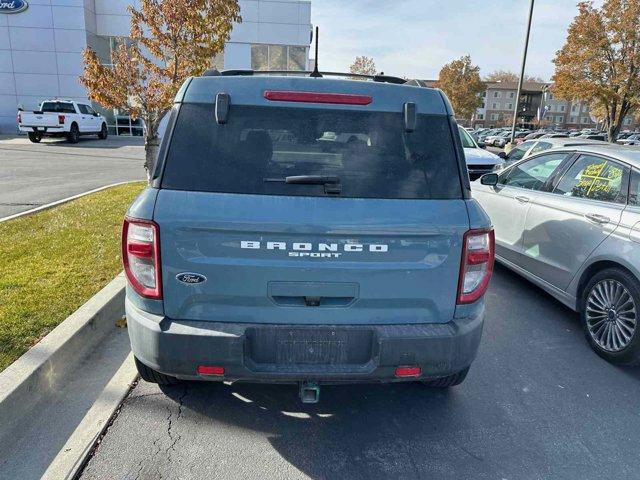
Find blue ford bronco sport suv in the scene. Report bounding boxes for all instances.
[123,70,494,402]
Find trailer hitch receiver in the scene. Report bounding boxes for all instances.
[299,381,320,404]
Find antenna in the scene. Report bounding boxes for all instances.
[310,26,322,78]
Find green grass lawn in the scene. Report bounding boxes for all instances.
[0,182,145,372]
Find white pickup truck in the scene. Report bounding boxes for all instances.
[18,100,108,143]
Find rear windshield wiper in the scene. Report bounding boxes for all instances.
[264,175,342,194]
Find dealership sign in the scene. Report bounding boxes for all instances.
[0,0,28,13]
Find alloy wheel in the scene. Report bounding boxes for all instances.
[586,279,637,352]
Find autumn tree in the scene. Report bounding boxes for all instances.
[485,70,546,83]
[553,0,640,142]
[349,56,378,77]
[435,55,485,122]
[81,0,241,180]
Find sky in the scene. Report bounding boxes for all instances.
[310,0,596,82]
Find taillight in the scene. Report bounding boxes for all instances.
[58,114,65,124]
[457,228,494,304]
[122,218,162,299]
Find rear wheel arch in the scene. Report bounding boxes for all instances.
[577,260,638,309]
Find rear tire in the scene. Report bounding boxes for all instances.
[135,357,180,385]
[67,123,80,143]
[98,123,108,139]
[27,132,42,143]
[422,367,469,388]
[581,268,640,365]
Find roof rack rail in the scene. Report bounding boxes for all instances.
[202,69,408,85]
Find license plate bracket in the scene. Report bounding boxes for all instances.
[246,327,373,366]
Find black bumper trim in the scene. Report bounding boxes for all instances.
[126,299,484,383]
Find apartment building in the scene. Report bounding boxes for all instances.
[475,81,639,131]
[1,0,312,133]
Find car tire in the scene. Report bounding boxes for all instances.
[98,123,108,140]
[135,357,180,385]
[421,367,469,388]
[67,123,80,144]
[581,268,640,366]
[27,132,42,143]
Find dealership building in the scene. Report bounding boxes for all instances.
[0,0,312,133]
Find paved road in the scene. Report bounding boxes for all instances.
[80,265,640,480]
[0,136,145,218]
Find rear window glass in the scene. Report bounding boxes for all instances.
[41,102,75,113]
[161,103,462,199]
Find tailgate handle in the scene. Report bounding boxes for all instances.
[268,281,359,307]
[304,296,321,307]
[272,294,355,307]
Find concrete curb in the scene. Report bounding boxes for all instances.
[42,353,138,480]
[0,181,137,223]
[0,274,126,444]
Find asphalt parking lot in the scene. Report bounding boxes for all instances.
[80,264,640,480]
[0,136,145,218]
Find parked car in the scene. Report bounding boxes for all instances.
[514,131,534,145]
[541,133,569,139]
[523,131,547,141]
[122,72,494,401]
[496,137,604,166]
[459,125,503,179]
[493,131,514,148]
[473,144,640,364]
[579,133,608,141]
[485,131,511,147]
[618,134,640,146]
[478,128,503,146]
[17,100,108,143]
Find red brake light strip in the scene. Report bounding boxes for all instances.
[264,90,372,105]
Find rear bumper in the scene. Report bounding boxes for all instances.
[19,126,65,134]
[126,298,484,383]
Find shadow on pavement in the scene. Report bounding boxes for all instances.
[159,380,473,479]
[34,137,144,148]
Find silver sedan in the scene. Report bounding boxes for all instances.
[473,144,640,365]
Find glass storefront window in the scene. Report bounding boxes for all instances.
[251,44,308,71]
[269,45,287,70]
[87,34,111,64]
[288,46,306,71]
[251,45,268,70]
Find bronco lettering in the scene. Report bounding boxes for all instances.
[240,241,389,253]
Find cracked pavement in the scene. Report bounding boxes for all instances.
[80,265,640,480]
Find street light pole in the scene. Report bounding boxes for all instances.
[510,0,535,144]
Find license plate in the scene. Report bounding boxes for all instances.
[277,332,347,365]
[246,327,373,366]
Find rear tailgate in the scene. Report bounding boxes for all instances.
[20,112,60,128]
[154,77,469,326]
[155,191,468,325]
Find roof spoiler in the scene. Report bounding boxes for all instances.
[202,69,409,86]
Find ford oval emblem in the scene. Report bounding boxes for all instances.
[176,272,207,285]
[0,0,28,13]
